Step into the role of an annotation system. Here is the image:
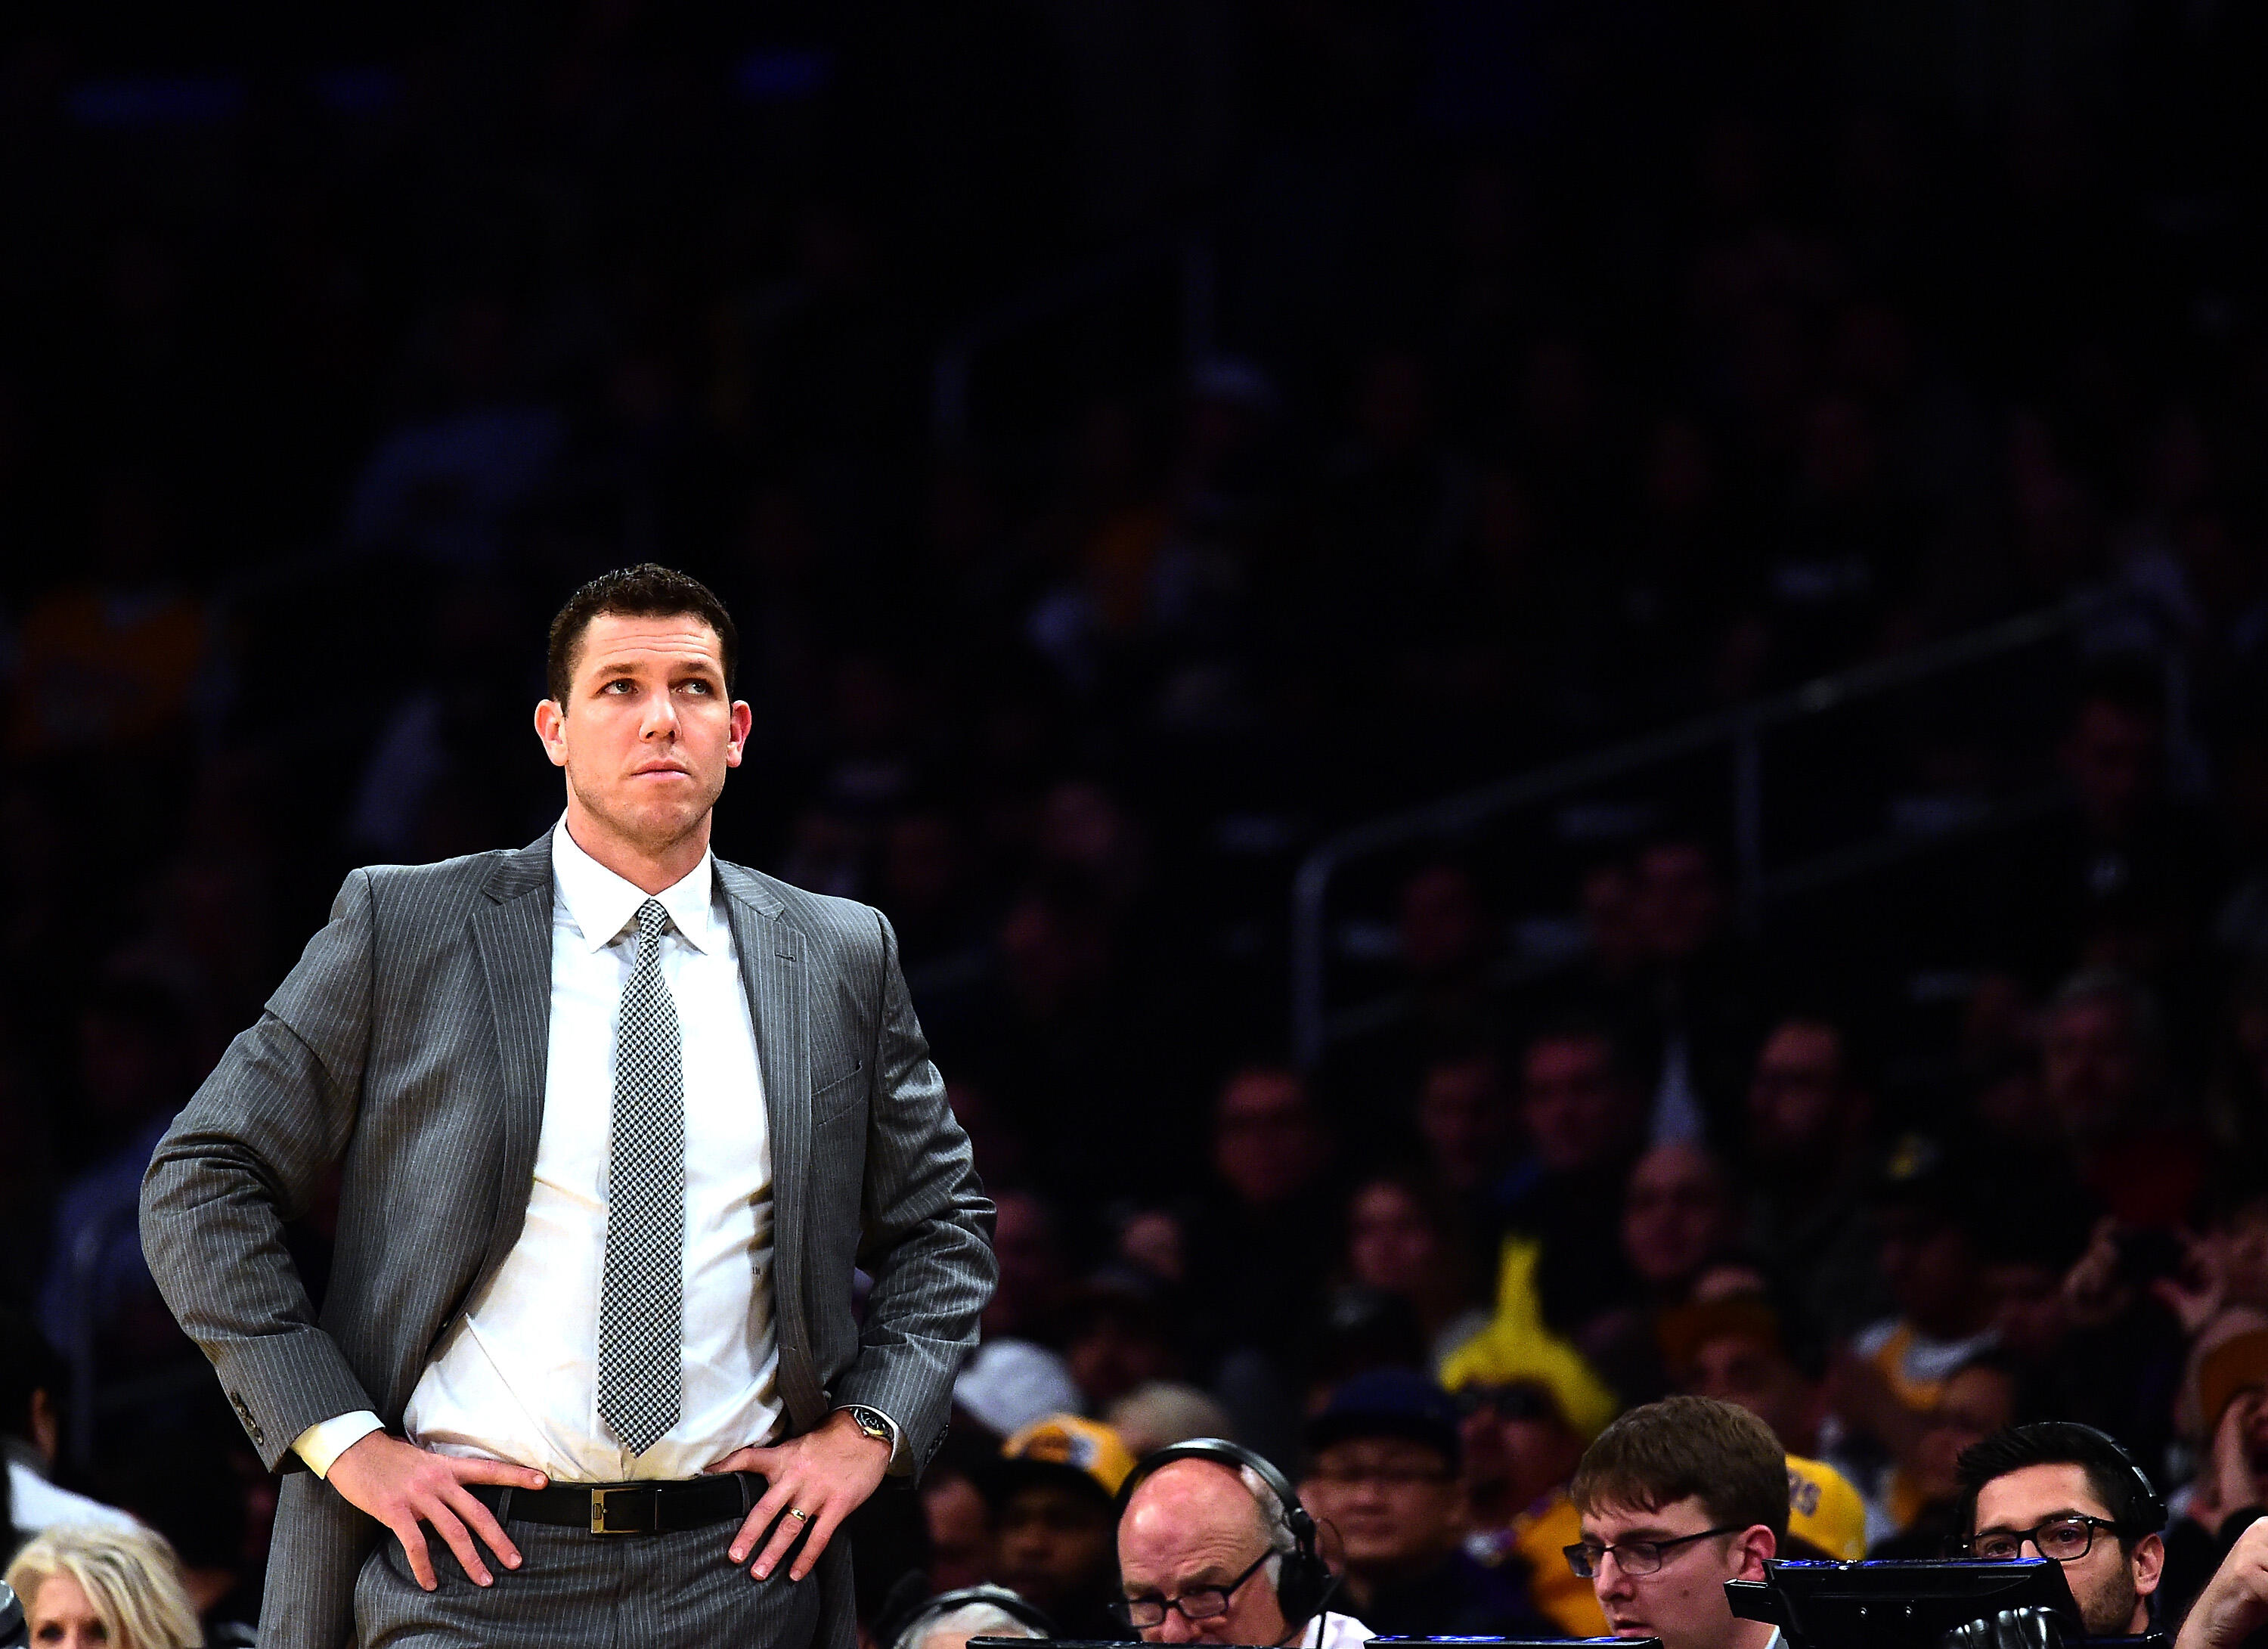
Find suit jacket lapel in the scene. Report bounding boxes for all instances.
[466,832,555,1306]
[720,866,825,1430]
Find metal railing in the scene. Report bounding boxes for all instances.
[1288,585,2146,1067]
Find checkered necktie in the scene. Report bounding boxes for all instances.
[596,897,685,1456]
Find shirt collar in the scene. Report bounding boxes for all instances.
[551,815,719,955]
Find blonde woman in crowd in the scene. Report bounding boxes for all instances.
[5,1523,202,1649]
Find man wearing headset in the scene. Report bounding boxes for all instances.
[1114,1440,1373,1648]
[1954,1421,2166,1638]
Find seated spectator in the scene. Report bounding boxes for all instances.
[1340,1170,1487,1372]
[1867,1352,2024,1558]
[1453,1378,1606,1636]
[1296,1370,1546,1637]
[1061,1272,1181,1413]
[888,1586,1055,1649]
[983,1415,1136,1639]
[2041,970,2208,1227]
[921,1466,999,1595]
[1742,1015,1889,1340]
[2161,1325,2268,1625]
[1830,1137,1997,1530]
[1662,1294,1830,1458]
[1185,1066,1340,1459]
[1414,1052,1520,1238]
[1502,1022,1647,1337]
[1,1312,136,1543]
[1114,1444,1372,1648]
[1583,1142,1745,1401]
[5,1523,200,1649]
[1953,1421,2166,1637]
[1105,1383,1235,1459]
[1564,1395,1786,1649]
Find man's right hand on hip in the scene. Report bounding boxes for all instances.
[327,1431,549,1592]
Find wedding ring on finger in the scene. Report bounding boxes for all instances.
[787,1507,810,1522]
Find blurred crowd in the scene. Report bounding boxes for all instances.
[7,2,2268,1643]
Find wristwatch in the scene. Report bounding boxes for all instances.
[841,1405,895,1449]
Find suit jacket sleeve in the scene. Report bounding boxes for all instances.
[829,910,996,1474]
[140,869,382,1471]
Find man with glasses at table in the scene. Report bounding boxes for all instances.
[1565,1396,1786,1649]
[1114,1447,1372,1649]
[1953,1421,2167,1637]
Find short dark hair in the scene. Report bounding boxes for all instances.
[1569,1394,1789,1541]
[1955,1422,2164,1550]
[546,564,739,705]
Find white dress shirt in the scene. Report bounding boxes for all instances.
[298,817,786,1480]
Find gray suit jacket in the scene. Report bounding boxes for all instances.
[140,832,996,1649]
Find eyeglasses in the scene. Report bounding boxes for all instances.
[1564,1526,1744,1579]
[1112,1549,1273,1629]
[1960,1515,2127,1563]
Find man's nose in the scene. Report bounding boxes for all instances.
[1595,1554,1637,1598]
[640,690,679,737]
[1156,1611,1200,1644]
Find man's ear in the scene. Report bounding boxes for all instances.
[1733,1526,1777,1582]
[2133,1530,2165,1595]
[534,699,569,768]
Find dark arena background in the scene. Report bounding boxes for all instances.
[7,1,2268,1642]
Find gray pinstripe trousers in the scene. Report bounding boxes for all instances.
[352,1520,823,1647]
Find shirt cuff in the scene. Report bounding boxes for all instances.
[837,1405,912,1476]
[293,1411,385,1478]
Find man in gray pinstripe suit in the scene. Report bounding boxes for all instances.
[140,565,997,1647]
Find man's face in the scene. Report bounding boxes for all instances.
[996,1480,1118,1616]
[1119,1461,1290,1646]
[922,1473,997,1593]
[1747,1022,1847,1163]
[1299,1437,1462,1580]
[1969,1463,2160,1635]
[2041,996,2144,1139]
[1684,1334,1814,1453]
[1622,1144,1734,1290]
[1213,1071,1325,1208]
[534,611,749,860]
[1418,1059,1510,1184]
[1910,1367,2015,1504]
[1523,1037,1634,1174]
[1581,1494,1768,1649]
[1348,1183,1442,1294]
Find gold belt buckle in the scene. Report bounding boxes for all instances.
[589,1486,652,1535]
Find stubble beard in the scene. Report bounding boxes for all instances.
[570,767,720,864]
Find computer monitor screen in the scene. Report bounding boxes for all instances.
[1727,1558,2083,1649]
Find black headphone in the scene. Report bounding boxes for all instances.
[1114,1438,1341,1630]
[2062,1422,2167,1534]
[1982,1422,2166,1536]
[885,1584,1058,1649]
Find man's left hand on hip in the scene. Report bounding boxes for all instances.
[709,1409,892,1582]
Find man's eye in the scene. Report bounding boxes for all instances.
[602,679,635,693]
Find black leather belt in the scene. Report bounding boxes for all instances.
[468,1474,760,1535]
